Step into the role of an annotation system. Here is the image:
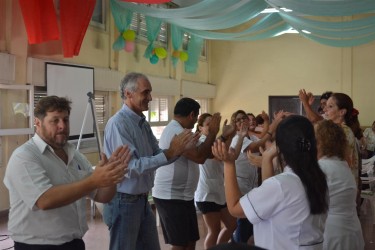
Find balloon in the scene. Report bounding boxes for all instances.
[124,41,135,52]
[179,51,189,62]
[122,30,136,41]
[154,47,167,59]
[172,50,180,58]
[150,54,159,64]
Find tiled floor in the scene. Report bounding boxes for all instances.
[0,201,207,250]
[1,200,375,250]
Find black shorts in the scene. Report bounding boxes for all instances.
[196,201,227,214]
[14,239,85,250]
[153,197,200,246]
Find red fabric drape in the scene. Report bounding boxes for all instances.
[19,0,96,57]
[60,0,96,57]
[121,0,172,3]
[18,0,59,44]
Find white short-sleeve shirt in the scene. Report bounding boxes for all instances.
[240,167,326,250]
[4,134,95,245]
[152,120,200,200]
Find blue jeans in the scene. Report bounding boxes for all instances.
[103,193,160,250]
[233,218,253,243]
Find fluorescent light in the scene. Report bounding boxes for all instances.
[261,7,292,13]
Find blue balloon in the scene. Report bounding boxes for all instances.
[150,54,159,64]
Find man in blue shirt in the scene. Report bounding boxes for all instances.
[103,72,197,250]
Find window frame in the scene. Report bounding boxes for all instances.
[129,5,169,48]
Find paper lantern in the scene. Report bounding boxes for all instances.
[154,47,167,59]
[124,41,135,52]
[150,54,159,64]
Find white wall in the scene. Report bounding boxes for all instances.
[210,35,375,127]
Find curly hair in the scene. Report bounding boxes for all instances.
[230,110,247,123]
[195,113,212,133]
[34,96,71,119]
[315,120,347,160]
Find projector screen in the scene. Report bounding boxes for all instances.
[46,63,95,140]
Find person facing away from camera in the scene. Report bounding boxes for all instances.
[212,114,328,250]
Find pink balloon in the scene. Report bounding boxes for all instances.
[124,41,135,52]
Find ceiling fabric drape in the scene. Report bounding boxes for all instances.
[110,0,375,72]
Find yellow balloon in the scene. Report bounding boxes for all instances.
[154,47,167,59]
[122,30,136,41]
[179,51,189,62]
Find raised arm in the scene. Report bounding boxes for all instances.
[183,113,221,164]
[212,141,246,218]
[299,89,323,124]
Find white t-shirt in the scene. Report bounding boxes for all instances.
[195,135,225,204]
[319,157,364,250]
[240,167,326,250]
[230,134,258,195]
[152,120,200,201]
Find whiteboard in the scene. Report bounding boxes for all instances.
[46,63,94,140]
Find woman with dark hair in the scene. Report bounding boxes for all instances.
[315,120,364,250]
[324,93,362,203]
[212,115,328,250]
[194,113,237,249]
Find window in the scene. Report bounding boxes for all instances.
[0,84,34,136]
[182,33,207,59]
[143,96,171,139]
[130,5,168,47]
[195,98,209,115]
[90,0,106,30]
[94,91,110,139]
[34,86,47,107]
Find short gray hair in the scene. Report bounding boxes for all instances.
[119,72,149,100]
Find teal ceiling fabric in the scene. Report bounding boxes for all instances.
[185,35,204,73]
[171,24,184,67]
[111,0,133,51]
[110,0,375,72]
[143,16,162,59]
